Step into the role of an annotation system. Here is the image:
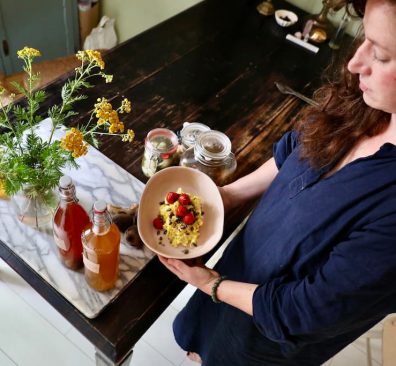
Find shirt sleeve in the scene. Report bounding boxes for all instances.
[272,131,299,170]
[252,210,396,352]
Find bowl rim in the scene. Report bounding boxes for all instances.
[274,9,298,23]
[137,166,224,259]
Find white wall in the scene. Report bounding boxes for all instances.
[101,0,203,43]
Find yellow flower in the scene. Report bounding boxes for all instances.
[76,50,105,69]
[122,129,135,142]
[104,74,113,83]
[109,121,124,134]
[17,47,41,59]
[76,51,86,62]
[86,50,105,69]
[120,98,132,113]
[95,97,112,117]
[60,128,88,158]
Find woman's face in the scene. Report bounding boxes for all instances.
[347,0,396,114]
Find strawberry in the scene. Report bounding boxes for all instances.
[178,193,191,205]
[166,191,179,204]
[153,217,164,230]
[183,212,195,225]
[176,205,188,217]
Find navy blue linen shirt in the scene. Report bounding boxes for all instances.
[173,132,396,366]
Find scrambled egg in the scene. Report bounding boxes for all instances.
[159,188,203,248]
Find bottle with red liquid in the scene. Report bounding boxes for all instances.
[53,176,91,270]
[81,200,121,291]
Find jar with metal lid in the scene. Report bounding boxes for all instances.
[141,128,179,178]
[179,122,211,153]
[179,130,237,186]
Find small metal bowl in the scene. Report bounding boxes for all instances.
[275,10,298,27]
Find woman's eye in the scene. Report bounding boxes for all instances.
[373,51,389,63]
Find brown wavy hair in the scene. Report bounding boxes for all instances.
[295,0,391,169]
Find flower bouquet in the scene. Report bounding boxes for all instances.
[0,47,134,226]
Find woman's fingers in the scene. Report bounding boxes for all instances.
[158,256,187,278]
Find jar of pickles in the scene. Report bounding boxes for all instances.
[179,122,211,154]
[141,128,179,178]
[179,130,237,186]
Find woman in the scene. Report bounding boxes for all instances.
[160,0,396,364]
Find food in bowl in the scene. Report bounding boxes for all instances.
[152,188,203,249]
[275,10,298,27]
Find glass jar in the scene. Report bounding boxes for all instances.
[53,176,91,270]
[179,122,211,153]
[179,130,237,186]
[141,128,179,178]
[81,200,121,291]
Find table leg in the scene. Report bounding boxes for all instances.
[95,349,133,366]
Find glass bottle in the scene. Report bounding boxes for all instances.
[179,130,237,186]
[179,122,211,154]
[53,176,90,270]
[141,128,179,178]
[81,200,121,291]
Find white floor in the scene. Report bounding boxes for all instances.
[0,253,384,366]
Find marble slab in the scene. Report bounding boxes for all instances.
[0,118,154,318]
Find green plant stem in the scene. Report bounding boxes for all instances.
[48,61,94,144]
[26,58,35,134]
[0,96,23,153]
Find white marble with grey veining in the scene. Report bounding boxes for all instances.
[0,118,154,318]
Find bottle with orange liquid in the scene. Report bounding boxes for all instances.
[81,200,121,291]
[53,176,91,270]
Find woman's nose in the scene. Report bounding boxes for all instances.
[348,41,371,75]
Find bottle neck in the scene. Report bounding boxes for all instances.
[92,211,111,235]
[58,185,78,204]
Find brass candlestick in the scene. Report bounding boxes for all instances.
[303,0,344,43]
[256,0,275,16]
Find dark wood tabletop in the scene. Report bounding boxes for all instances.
[0,0,352,364]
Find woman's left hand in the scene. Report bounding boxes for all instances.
[158,256,220,294]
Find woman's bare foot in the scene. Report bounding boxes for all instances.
[187,351,202,363]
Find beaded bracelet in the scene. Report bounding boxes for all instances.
[211,275,227,303]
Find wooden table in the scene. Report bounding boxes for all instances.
[0,0,350,364]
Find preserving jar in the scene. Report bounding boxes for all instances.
[179,130,237,186]
[141,128,179,178]
[179,122,211,153]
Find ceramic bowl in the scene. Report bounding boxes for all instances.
[275,10,298,27]
[137,166,224,259]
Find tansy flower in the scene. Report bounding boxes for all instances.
[122,129,135,142]
[60,128,88,158]
[104,74,113,83]
[120,98,132,113]
[86,50,105,69]
[94,97,113,118]
[17,47,41,59]
[76,50,105,69]
[109,120,124,134]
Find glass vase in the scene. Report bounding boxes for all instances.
[11,186,57,228]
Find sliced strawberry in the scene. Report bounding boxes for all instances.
[153,217,164,230]
[178,193,191,205]
[183,212,195,225]
[166,191,179,204]
[176,205,189,217]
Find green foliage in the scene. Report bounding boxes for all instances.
[0,47,114,198]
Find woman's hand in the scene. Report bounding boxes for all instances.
[158,256,220,294]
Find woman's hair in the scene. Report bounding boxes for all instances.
[295,0,391,169]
